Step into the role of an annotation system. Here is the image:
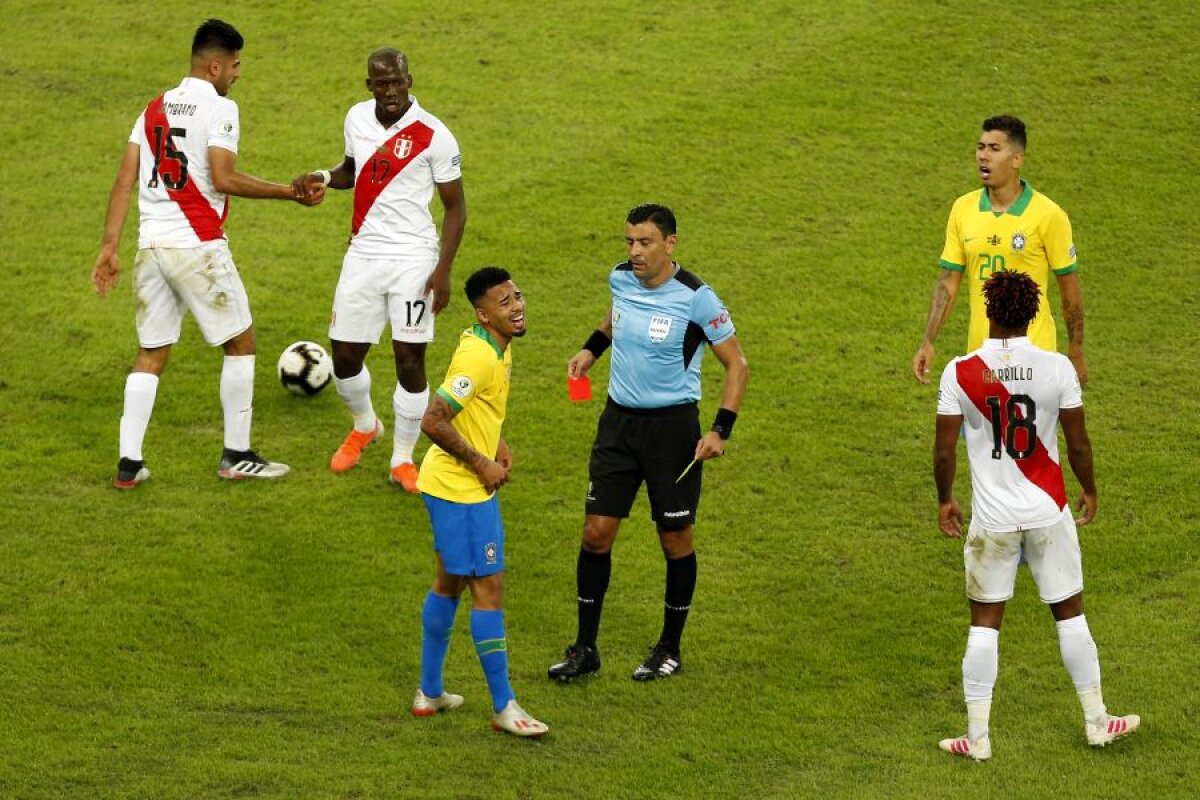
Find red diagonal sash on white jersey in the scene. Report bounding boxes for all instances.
[956,354,1068,510]
[144,95,227,241]
[352,121,435,235]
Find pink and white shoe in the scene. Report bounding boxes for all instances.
[938,734,992,761]
[1086,714,1140,747]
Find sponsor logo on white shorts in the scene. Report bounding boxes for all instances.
[450,375,473,398]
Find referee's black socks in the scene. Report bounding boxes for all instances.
[661,552,697,652]
[576,548,612,648]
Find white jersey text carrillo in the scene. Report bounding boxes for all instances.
[937,336,1082,531]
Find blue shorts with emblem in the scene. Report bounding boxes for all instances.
[421,493,505,577]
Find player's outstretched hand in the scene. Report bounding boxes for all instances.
[92,248,120,296]
[567,349,596,379]
[938,499,964,538]
[693,431,726,462]
[476,458,510,493]
[912,341,935,384]
[1074,490,1097,526]
[292,175,326,206]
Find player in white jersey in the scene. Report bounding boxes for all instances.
[933,270,1138,760]
[299,48,466,493]
[91,19,323,488]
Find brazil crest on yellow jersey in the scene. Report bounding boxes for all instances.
[939,181,1077,352]
[417,324,512,503]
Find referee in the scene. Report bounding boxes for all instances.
[548,203,749,682]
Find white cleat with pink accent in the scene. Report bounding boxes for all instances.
[1086,714,1140,747]
[938,734,992,761]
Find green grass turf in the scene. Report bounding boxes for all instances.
[1,1,1197,797]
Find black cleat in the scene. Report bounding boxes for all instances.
[217,449,290,480]
[548,644,601,682]
[631,644,681,681]
[113,458,150,490]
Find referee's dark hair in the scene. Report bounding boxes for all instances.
[627,203,677,237]
[983,115,1026,151]
[983,270,1041,330]
[193,19,244,55]
[465,266,512,306]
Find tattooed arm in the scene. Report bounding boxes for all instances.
[1057,271,1087,387]
[420,393,509,492]
[912,269,964,384]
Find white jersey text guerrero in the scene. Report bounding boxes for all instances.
[937,337,1082,531]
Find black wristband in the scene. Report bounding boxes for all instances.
[583,329,611,358]
[711,407,738,440]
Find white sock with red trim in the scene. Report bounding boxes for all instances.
[1056,614,1107,725]
[391,383,428,467]
[221,355,255,451]
[335,367,377,433]
[963,625,998,740]
[120,372,159,461]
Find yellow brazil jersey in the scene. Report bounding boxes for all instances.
[417,324,512,503]
[939,180,1077,352]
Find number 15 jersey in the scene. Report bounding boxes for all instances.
[129,77,239,249]
[937,336,1082,531]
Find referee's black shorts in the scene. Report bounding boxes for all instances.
[585,398,702,527]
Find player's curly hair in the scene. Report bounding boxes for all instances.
[983,270,1041,330]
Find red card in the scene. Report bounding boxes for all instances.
[567,375,592,402]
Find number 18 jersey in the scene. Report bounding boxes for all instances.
[128,77,240,249]
[937,336,1082,531]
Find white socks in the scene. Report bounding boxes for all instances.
[391,383,429,467]
[220,355,255,452]
[335,367,378,433]
[119,372,159,461]
[962,626,999,740]
[1056,614,1107,725]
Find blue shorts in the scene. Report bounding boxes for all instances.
[421,493,505,577]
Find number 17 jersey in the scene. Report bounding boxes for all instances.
[937,336,1082,531]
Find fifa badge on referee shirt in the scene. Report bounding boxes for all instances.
[649,315,672,343]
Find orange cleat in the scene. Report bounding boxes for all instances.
[330,421,384,473]
[389,462,420,494]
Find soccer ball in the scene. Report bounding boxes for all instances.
[277,340,333,396]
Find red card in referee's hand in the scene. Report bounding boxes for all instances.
[567,375,592,402]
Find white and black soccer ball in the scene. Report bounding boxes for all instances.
[277,340,333,396]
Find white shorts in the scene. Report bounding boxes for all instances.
[133,241,252,348]
[963,509,1084,604]
[329,251,436,344]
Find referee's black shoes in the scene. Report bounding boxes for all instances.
[547,644,601,682]
[631,643,682,681]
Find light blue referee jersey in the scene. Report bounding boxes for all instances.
[608,262,736,409]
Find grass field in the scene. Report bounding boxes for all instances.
[1,1,1197,797]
